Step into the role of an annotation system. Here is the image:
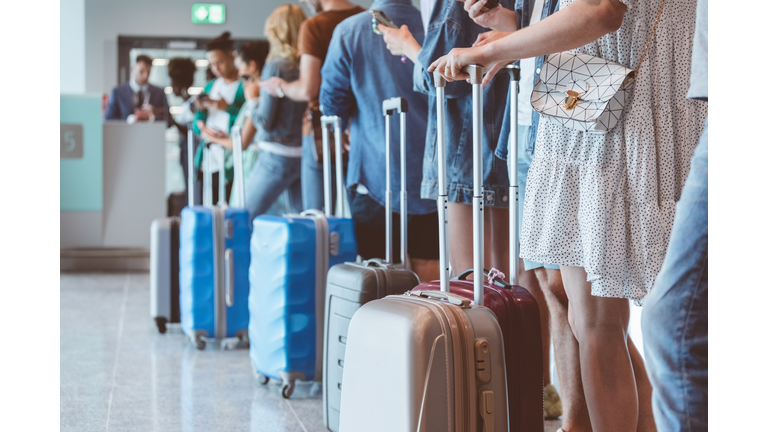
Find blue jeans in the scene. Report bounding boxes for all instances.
[642,121,708,431]
[243,150,302,222]
[301,135,339,213]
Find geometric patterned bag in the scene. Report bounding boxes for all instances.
[531,0,665,134]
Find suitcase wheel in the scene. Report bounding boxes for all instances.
[281,382,294,399]
[257,374,269,386]
[154,317,168,334]
[194,333,206,350]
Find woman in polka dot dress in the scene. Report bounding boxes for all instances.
[430,0,708,430]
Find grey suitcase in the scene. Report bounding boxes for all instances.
[150,127,195,333]
[322,99,421,431]
[338,66,510,432]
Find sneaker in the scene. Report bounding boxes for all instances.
[544,383,563,419]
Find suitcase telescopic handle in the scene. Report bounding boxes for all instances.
[409,290,471,307]
[225,248,234,307]
[187,124,195,207]
[382,97,410,268]
[499,63,521,285]
[461,64,485,307]
[231,126,246,209]
[320,115,345,217]
[433,71,450,293]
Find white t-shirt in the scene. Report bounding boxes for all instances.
[420,0,437,32]
[202,77,240,174]
[518,0,545,126]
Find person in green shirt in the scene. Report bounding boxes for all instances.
[193,31,245,203]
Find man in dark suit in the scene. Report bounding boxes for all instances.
[104,55,169,123]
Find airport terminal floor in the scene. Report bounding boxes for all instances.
[61,272,564,432]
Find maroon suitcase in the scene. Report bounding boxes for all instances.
[414,65,544,432]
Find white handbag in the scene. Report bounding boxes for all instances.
[531,0,665,134]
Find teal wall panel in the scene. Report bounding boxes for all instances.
[60,94,103,212]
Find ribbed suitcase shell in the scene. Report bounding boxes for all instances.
[179,206,251,339]
[249,214,357,384]
[323,260,419,431]
[339,293,509,432]
[419,277,544,432]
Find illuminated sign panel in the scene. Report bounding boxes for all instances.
[192,4,226,24]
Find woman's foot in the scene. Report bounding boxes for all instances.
[544,383,563,419]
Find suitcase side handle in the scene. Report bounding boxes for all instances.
[454,268,513,290]
[407,290,471,308]
[225,248,234,307]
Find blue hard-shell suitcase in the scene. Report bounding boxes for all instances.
[179,131,252,350]
[249,116,357,398]
[180,205,251,349]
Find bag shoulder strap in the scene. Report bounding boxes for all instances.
[634,0,666,72]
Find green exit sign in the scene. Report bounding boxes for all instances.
[192,4,226,24]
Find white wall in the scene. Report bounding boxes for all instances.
[83,0,374,95]
[61,0,85,93]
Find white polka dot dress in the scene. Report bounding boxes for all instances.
[520,0,708,305]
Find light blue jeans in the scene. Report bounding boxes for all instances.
[517,124,559,271]
[301,135,339,212]
[642,120,708,431]
[243,150,302,222]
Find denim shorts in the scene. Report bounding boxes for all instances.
[516,124,559,272]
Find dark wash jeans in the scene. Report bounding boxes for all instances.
[642,120,708,431]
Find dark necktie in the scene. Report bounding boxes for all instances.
[136,90,145,107]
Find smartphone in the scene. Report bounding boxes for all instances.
[370,10,397,35]
[200,123,221,137]
[478,0,500,14]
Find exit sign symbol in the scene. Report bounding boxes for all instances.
[192,4,226,24]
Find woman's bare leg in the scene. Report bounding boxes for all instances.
[536,268,593,432]
[561,265,638,432]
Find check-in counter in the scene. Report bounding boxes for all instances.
[61,94,166,268]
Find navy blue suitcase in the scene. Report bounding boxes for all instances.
[249,116,357,398]
[179,127,251,349]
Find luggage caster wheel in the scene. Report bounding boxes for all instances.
[196,339,206,350]
[257,374,269,385]
[281,384,293,399]
[154,317,167,334]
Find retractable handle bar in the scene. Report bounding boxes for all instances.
[433,72,450,293]
[382,97,410,269]
[461,64,485,307]
[187,125,195,207]
[320,116,345,217]
[230,126,247,209]
[499,64,521,285]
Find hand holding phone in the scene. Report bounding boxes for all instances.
[370,10,398,35]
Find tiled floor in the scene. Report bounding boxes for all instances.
[61,272,563,432]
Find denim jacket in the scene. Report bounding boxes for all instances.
[319,0,436,215]
[252,57,307,147]
[495,0,559,161]
[414,0,514,206]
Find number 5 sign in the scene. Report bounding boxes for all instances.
[60,123,83,159]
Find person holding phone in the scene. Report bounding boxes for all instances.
[192,31,246,204]
[319,0,441,282]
